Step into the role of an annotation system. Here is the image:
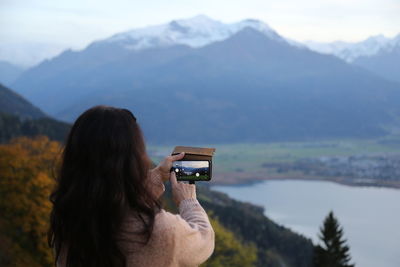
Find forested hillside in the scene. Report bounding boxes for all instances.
[0,84,70,143]
[0,136,314,267]
[198,186,314,267]
[0,84,45,119]
[160,181,313,267]
[0,112,70,143]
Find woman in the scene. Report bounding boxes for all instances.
[48,106,215,267]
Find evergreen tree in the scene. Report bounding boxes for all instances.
[314,211,354,267]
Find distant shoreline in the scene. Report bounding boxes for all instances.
[211,172,400,190]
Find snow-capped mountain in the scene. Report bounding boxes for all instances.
[12,15,400,143]
[351,34,400,83]
[305,34,400,62]
[101,15,286,50]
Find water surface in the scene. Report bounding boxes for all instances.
[213,180,400,267]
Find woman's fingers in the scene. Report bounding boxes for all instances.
[170,171,197,205]
[169,152,185,162]
[170,171,178,187]
[155,152,184,180]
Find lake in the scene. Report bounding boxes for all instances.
[213,180,400,267]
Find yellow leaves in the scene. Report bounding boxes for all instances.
[0,136,62,266]
[201,216,258,267]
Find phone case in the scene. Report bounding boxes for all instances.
[172,146,216,161]
[171,146,216,181]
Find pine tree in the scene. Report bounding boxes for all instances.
[314,211,354,267]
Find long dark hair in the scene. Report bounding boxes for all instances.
[48,106,159,267]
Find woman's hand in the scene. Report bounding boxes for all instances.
[154,152,185,182]
[170,171,196,206]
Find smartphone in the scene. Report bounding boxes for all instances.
[172,160,211,181]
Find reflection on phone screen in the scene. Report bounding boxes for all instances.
[173,160,210,181]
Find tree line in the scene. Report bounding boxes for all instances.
[0,112,70,143]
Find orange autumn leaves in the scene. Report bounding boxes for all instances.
[0,136,62,267]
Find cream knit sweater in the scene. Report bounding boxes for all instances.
[58,170,215,267]
[120,168,215,267]
[120,198,215,267]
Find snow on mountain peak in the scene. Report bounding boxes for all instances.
[387,33,400,51]
[305,34,399,62]
[230,19,280,40]
[338,35,391,61]
[105,15,283,50]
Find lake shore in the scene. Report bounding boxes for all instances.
[211,171,400,189]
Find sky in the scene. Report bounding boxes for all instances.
[1,0,399,66]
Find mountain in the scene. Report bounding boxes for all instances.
[0,84,70,143]
[305,34,400,83]
[0,41,66,68]
[304,34,395,62]
[12,16,400,144]
[352,35,400,83]
[0,61,25,86]
[0,83,45,119]
[103,15,286,50]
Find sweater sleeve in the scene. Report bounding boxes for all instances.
[146,168,165,199]
[171,198,215,266]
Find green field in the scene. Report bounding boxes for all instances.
[148,135,400,174]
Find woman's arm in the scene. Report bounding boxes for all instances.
[150,155,215,265]
[176,199,215,265]
[169,172,215,265]
[158,199,215,266]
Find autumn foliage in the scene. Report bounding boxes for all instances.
[0,136,62,267]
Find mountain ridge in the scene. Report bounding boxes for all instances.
[1,15,397,69]
[101,15,287,51]
[304,33,400,62]
[0,83,46,119]
[0,84,70,143]
[0,61,25,86]
[12,27,400,144]
[352,37,400,83]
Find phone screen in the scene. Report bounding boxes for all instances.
[173,160,210,181]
